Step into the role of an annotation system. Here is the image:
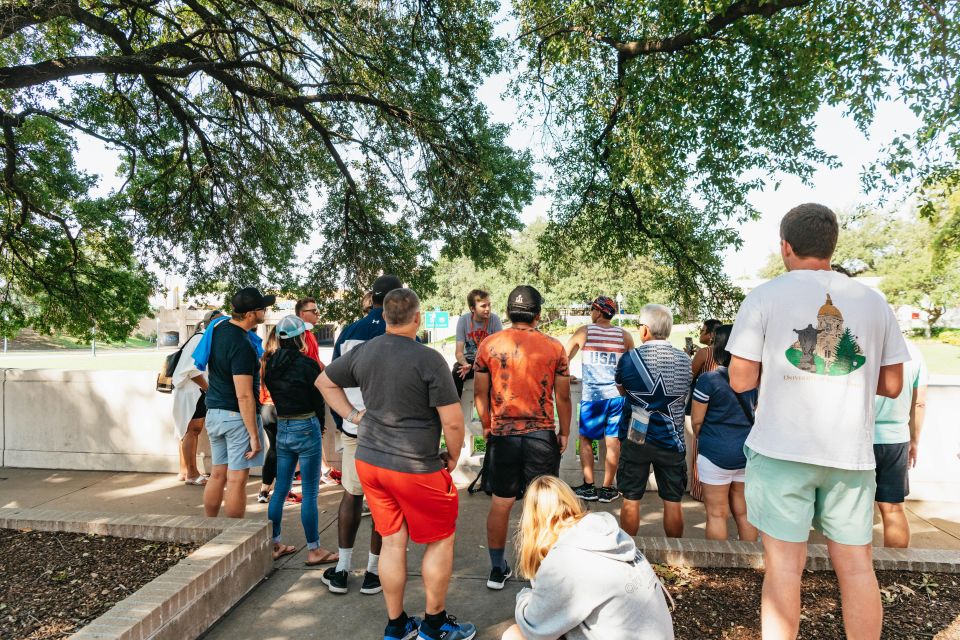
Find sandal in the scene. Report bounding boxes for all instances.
[272,543,298,560]
[184,476,208,486]
[304,548,339,566]
[285,491,302,504]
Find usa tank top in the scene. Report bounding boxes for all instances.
[581,324,628,401]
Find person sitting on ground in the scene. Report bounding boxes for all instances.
[453,288,503,398]
[690,324,758,542]
[501,476,674,640]
[263,315,339,564]
[873,337,928,548]
[474,285,572,591]
[614,304,692,538]
[318,288,475,640]
[566,296,634,503]
[171,309,223,485]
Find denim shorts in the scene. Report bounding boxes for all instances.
[206,408,266,471]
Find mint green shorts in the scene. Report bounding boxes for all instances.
[744,447,876,546]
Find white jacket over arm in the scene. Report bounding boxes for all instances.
[171,333,205,438]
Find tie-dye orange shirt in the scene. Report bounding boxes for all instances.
[474,327,570,436]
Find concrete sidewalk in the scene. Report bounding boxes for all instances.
[2,466,959,639]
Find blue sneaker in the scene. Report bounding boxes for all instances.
[417,614,477,640]
[384,615,421,640]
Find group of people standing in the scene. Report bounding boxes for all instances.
[167,202,926,640]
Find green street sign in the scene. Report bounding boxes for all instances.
[425,311,449,329]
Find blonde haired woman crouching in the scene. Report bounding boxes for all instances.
[502,476,674,640]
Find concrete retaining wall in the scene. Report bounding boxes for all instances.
[1,368,958,502]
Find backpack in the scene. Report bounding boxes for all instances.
[156,331,200,393]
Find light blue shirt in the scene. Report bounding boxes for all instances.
[874,341,927,444]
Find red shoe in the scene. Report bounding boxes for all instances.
[329,469,342,481]
[285,491,302,504]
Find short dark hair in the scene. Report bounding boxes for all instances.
[467,289,489,310]
[372,274,403,305]
[383,288,420,325]
[780,203,838,259]
[295,297,316,316]
[703,319,722,334]
[712,324,733,367]
[508,310,538,324]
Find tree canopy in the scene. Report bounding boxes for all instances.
[1,0,534,337]
[514,0,960,314]
[423,219,676,318]
[4,1,960,337]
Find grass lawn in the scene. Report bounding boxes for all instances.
[912,338,960,377]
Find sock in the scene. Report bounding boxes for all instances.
[367,552,380,575]
[335,547,353,573]
[387,611,408,628]
[425,610,447,629]
[489,548,507,571]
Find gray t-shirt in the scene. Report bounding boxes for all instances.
[455,312,503,362]
[324,333,459,473]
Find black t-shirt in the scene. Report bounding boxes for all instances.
[205,321,260,412]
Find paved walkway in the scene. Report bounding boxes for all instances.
[2,467,959,639]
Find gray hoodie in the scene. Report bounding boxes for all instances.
[514,512,674,640]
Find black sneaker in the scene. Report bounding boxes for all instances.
[257,490,270,504]
[361,570,382,595]
[417,614,476,639]
[321,567,348,594]
[597,486,621,503]
[572,482,598,501]
[486,564,512,590]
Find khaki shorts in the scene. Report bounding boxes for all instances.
[340,433,364,496]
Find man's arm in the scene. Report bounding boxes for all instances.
[232,375,261,459]
[474,371,491,438]
[876,363,904,399]
[315,371,358,420]
[436,403,465,471]
[728,355,761,393]
[564,326,587,362]
[554,375,572,454]
[908,384,927,468]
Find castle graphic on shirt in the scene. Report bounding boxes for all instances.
[785,294,865,376]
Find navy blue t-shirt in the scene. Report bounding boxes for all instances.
[691,367,756,469]
[205,321,260,412]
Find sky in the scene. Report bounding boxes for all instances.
[73,5,924,284]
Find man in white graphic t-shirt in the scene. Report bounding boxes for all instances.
[728,203,909,640]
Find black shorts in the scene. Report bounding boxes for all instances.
[874,442,910,503]
[484,430,560,499]
[617,439,687,502]
[191,392,207,420]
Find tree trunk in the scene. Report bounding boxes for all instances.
[925,306,944,337]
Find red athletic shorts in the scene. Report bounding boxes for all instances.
[355,459,459,543]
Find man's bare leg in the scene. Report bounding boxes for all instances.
[877,501,910,548]
[620,498,640,535]
[603,436,620,488]
[380,522,409,619]
[487,496,517,550]
[828,539,882,640]
[203,464,228,516]
[223,469,250,518]
[579,436,595,485]
[422,533,455,615]
[180,418,204,479]
[663,500,684,538]
[760,534,807,639]
[502,624,525,639]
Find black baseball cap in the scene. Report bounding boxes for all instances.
[232,287,276,313]
[507,285,543,313]
[371,274,403,305]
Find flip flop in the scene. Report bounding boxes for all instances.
[272,544,298,560]
[184,476,208,486]
[304,549,339,566]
